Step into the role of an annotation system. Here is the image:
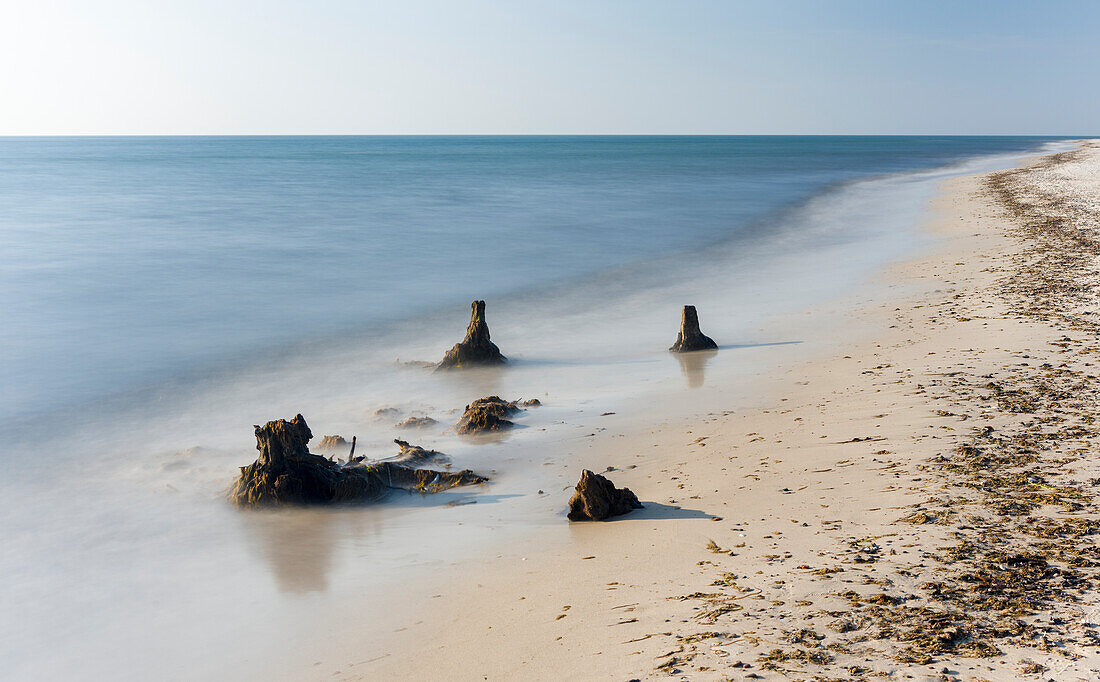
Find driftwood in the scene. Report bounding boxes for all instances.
[669,305,718,353]
[231,415,485,507]
[391,439,445,465]
[567,469,643,521]
[437,300,506,370]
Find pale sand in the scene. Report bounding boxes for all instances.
[308,142,1100,681]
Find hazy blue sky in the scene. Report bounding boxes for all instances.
[2,0,1097,135]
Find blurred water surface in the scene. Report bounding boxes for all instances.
[0,135,1061,421]
[0,135,1071,680]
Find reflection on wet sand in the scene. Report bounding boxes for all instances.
[240,509,355,593]
[240,491,521,593]
[676,349,717,388]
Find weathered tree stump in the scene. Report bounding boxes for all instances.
[231,414,485,507]
[437,300,506,370]
[567,469,644,521]
[669,305,718,353]
[456,396,536,434]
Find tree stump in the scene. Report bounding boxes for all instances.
[455,396,533,434]
[567,469,644,521]
[669,305,718,353]
[231,414,485,507]
[437,300,506,370]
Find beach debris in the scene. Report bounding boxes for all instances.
[659,144,1100,679]
[437,300,506,369]
[395,415,438,429]
[456,395,537,434]
[391,439,445,465]
[669,305,718,353]
[567,469,644,521]
[230,414,485,507]
[759,648,833,669]
[315,435,349,452]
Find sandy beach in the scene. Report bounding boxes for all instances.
[272,141,1100,681]
[8,5,1100,681]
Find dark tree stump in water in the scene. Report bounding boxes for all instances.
[669,305,718,353]
[567,469,644,521]
[456,396,538,434]
[437,300,506,370]
[231,414,485,507]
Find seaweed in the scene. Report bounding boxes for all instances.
[662,144,1100,678]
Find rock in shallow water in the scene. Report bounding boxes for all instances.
[567,469,644,521]
[437,300,506,370]
[669,305,718,353]
[395,415,438,429]
[456,396,537,434]
[230,414,485,507]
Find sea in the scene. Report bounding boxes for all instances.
[0,135,1074,680]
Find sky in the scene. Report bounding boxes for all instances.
[1,0,1097,135]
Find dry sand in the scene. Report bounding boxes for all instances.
[320,141,1100,681]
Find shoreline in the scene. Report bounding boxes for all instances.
[304,140,1100,680]
[12,142,1074,682]
[4,140,1085,682]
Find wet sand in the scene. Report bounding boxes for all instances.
[303,141,1100,680]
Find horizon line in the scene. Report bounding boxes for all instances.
[0,132,1092,138]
